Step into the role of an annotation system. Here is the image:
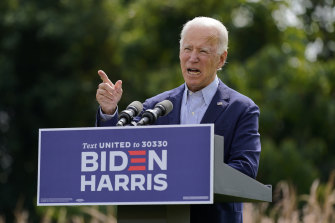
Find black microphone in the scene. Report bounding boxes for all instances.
[137,100,173,126]
[116,101,143,126]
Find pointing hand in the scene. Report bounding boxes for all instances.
[96,70,123,115]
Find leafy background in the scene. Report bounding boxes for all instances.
[0,0,334,221]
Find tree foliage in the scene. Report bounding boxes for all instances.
[0,0,334,221]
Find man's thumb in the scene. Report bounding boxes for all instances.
[115,80,123,92]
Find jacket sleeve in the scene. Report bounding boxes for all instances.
[225,104,261,179]
[95,107,119,127]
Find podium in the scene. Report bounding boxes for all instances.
[117,135,272,223]
[38,124,271,223]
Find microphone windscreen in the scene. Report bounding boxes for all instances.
[128,101,143,115]
[156,100,173,116]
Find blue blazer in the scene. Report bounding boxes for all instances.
[97,79,261,223]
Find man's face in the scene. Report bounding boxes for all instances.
[179,26,227,92]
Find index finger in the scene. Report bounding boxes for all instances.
[98,70,113,86]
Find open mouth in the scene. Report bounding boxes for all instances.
[187,68,201,75]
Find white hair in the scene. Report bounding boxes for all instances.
[179,17,229,54]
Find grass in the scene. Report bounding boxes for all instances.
[243,171,335,223]
[3,171,335,222]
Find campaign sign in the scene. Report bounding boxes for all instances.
[38,124,214,206]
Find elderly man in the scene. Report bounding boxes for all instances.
[96,16,261,223]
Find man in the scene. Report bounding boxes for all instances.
[96,16,261,223]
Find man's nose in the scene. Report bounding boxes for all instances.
[189,51,199,62]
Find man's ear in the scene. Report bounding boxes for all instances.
[218,51,228,69]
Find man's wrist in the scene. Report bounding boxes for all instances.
[99,107,118,121]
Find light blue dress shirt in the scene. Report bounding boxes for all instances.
[99,107,117,120]
[180,76,219,124]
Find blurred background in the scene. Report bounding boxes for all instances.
[0,0,335,222]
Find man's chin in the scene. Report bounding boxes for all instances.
[185,81,202,92]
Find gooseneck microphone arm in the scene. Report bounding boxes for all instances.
[137,100,173,126]
[116,101,143,126]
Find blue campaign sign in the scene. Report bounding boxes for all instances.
[38,124,214,206]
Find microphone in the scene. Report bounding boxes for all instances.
[116,101,143,126]
[137,100,173,126]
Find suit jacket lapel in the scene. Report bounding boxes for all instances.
[167,84,185,124]
[201,80,230,124]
